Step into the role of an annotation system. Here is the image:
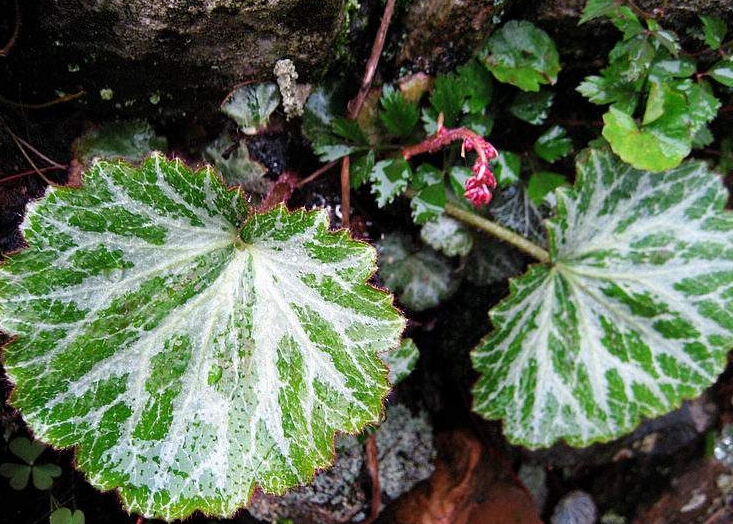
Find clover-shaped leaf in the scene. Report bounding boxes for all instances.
[50,507,85,524]
[0,155,404,519]
[0,437,61,490]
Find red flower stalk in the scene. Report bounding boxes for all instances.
[401,119,498,207]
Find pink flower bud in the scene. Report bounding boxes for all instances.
[464,183,493,207]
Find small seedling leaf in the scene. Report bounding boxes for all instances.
[74,121,167,163]
[221,83,280,134]
[709,58,733,87]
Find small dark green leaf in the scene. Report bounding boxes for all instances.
[579,0,617,24]
[612,34,656,81]
[489,184,547,245]
[465,239,526,286]
[9,437,45,465]
[0,463,30,490]
[303,86,363,161]
[429,74,465,127]
[479,20,561,92]
[527,171,568,205]
[649,58,697,80]
[74,121,167,163]
[50,508,86,524]
[351,151,375,189]
[369,158,412,207]
[509,90,554,125]
[456,60,494,114]
[611,6,644,38]
[652,28,681,57]
[533,125,572,163]
[379,85,420,138]
[204,136,269,194]
[411,182,446,224]
[709,58,733,87]
[700,15,727,50]
[577,75,635,106]
[460,111,494,136]
[491,151,522,187]
[692,126,714,149]
[31,463,62,490]
[332,118,370,145]
[412,163,443,190]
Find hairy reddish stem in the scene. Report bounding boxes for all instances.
[401,126,496,166]
[0,165,66,185]
[363,433,381,524]
[340,156,351,228]
[402,123,499,207]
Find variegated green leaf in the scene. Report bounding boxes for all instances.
[382,338,420,385]
[377,233,457,311]
[472,148,733,448]
[420,215,474,257]
[0,155,404,520]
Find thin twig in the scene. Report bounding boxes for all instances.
[0,0,20,57]
[334,0,398,231]
[8,134,52,185]
[1,119,66,185]
[347,0,397,119]
[297,160,339,188]
[0,90,86,109]
[0,165,65,184]
[363,433,381,524]
[9,133,65,169]
[340,155,351,228]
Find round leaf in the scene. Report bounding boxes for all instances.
[480,21,561,92]
[472,149,733,448]
[0,155,404,520]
